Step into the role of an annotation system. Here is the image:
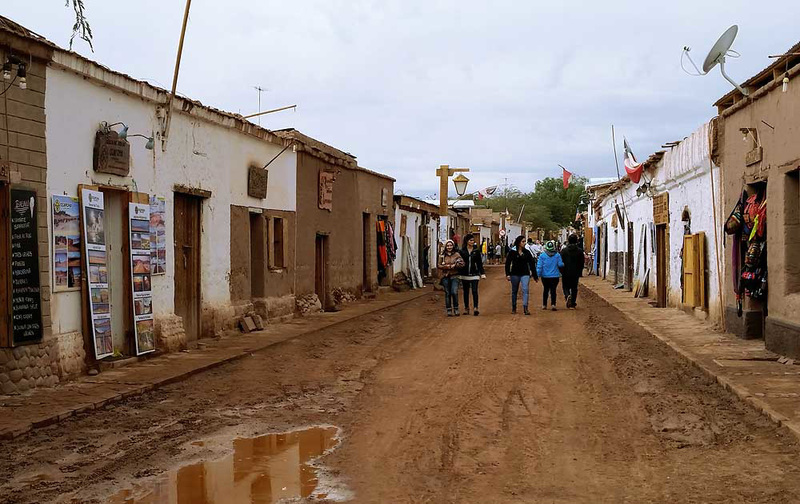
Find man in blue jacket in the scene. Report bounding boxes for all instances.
[536,240,564,311]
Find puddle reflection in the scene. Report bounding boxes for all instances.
[108,426,339,504]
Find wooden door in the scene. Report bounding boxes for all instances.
[0,183,10,346]
[315,234,328,309]
[362,214,370,292]
[626,222,634,290]
[174,193,202,341]
[656,224,668,307]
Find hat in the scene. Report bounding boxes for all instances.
[545,241,556,252]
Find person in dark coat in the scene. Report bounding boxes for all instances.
[505,235,539,315]
[560,233,585,309]
[459,233,486,316]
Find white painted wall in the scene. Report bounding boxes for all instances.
[506,222,523,241]
[45,65,297,336]
[590,123,722,322]
[393,207,421,276]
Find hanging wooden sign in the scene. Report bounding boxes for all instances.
[10,188,43,345]
[93,130,131,177]
[248,166,268,199]
[653,192,670,225]
[319,169,335,211]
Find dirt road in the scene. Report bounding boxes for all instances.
[3,267,800,503]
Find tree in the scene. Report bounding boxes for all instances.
[66,0,93,50]
[484,177,587,235]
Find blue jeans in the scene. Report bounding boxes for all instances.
[442,276,460,310]
[510,275,530,309]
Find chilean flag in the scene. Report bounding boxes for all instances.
[624,138,644,184]
[562,166,573,189]
[476,185,497,200]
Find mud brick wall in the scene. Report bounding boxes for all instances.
[0,50,60,394]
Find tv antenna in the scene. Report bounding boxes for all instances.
[254,85,268,125]
[682,25,748,96]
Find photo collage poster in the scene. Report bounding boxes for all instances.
[52,195,81,291]
[81,189,113,359]
[149,195,167,275]
[130,202,155,355]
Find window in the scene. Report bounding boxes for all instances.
[271,217,285,269]
[785,171,800,293]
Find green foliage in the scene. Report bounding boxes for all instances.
[66,0,93,51]
[485,177,587,233]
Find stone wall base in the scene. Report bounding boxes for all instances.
[725,306,764,340]
[296,294,323,315]
[55,331,87,378]
[0,340,60,395]
[765,316,800,359]
[155,314,187,353]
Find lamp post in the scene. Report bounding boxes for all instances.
[436,165,470,216]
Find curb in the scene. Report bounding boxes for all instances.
[0,288,433,440]
[583,281,800,443]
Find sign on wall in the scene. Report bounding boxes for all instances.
[129,202,155,355]
[318,170,335,211]
[82,189,113,359]
[248,166,268,199]
[149,195,167,275]
[10,189,43,344]
[52,195,82,292]
[653,192,670,225]
[93,131,131,177]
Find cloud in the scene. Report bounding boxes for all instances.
[6,0,800,195]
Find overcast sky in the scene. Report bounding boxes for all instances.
[6,1,800,196]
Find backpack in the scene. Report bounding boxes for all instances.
[724,189,747,235]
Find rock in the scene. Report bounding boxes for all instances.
[88,368,99,376]
[17,356,29,369]
[35,377,44,387]
[0,373,8,383]
[4,359,17,371]
[17,378,29,392]
[9,369,23,383]
[23,367,33,380]
[11,347,25,359]
[1,381,16,395]
[0,350,10,365]
[239,319,251,333]
[252,315,265,331]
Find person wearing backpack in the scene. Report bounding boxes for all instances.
[537,240,565,311]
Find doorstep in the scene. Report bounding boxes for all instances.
[582,276,800,442]
[0,286,433,440]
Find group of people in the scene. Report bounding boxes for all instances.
[438,233,486,316]
[439,233,584,317]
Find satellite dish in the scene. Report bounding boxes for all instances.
[702,25,738,73]
[682,24,748,96]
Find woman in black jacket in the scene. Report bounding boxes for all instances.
[505,235,539,315]
[459,233,485,316]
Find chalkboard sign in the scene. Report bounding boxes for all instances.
[10,189,43,344]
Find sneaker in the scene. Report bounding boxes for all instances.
[512,307,517,314]
[542,305,547,311]
[551,306,558,311]
[454,308,460,316]
[567,294,573,308]
[446,309,453,317]
[474,309,479,316]
[523,307,530,316]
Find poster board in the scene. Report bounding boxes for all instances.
[82,189,113,359]
[10,188,43,344]
[149,195,167,275]
[129,202,155,355]
[52,195,81,292]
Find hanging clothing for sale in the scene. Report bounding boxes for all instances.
[385,220,397,265]
[376,220,388,269]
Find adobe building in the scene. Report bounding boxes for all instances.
[275,129,395,311]
[393,195,439,280]
[0,19,58,393]
[1,15,298,393]
[713,41,800,356]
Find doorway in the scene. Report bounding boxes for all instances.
[174,193,202,341]
[656,224,668,307]
[362,213,371,293]
[249,213,265,298]
[626,221,634,291]
[100,187,131,355]
[316,234,329,309]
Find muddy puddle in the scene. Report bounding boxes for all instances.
[106,426,341,503]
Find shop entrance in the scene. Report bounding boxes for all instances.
[656,224,668,307]
[626,222,634,290]
[174,193,202,341]
[316,234,329,309]
[100,187,131,355]
[362,213,371,293]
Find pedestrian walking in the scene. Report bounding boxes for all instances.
[488,240,495,264]
[505,235,538,315]
[495,243,502,264]
[560,234,584,309]
[537,240,564,311]
[459,233,486,316]
[438,239,465,316]
[481,238,488,265]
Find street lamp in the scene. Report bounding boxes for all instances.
[453,174,470,197]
